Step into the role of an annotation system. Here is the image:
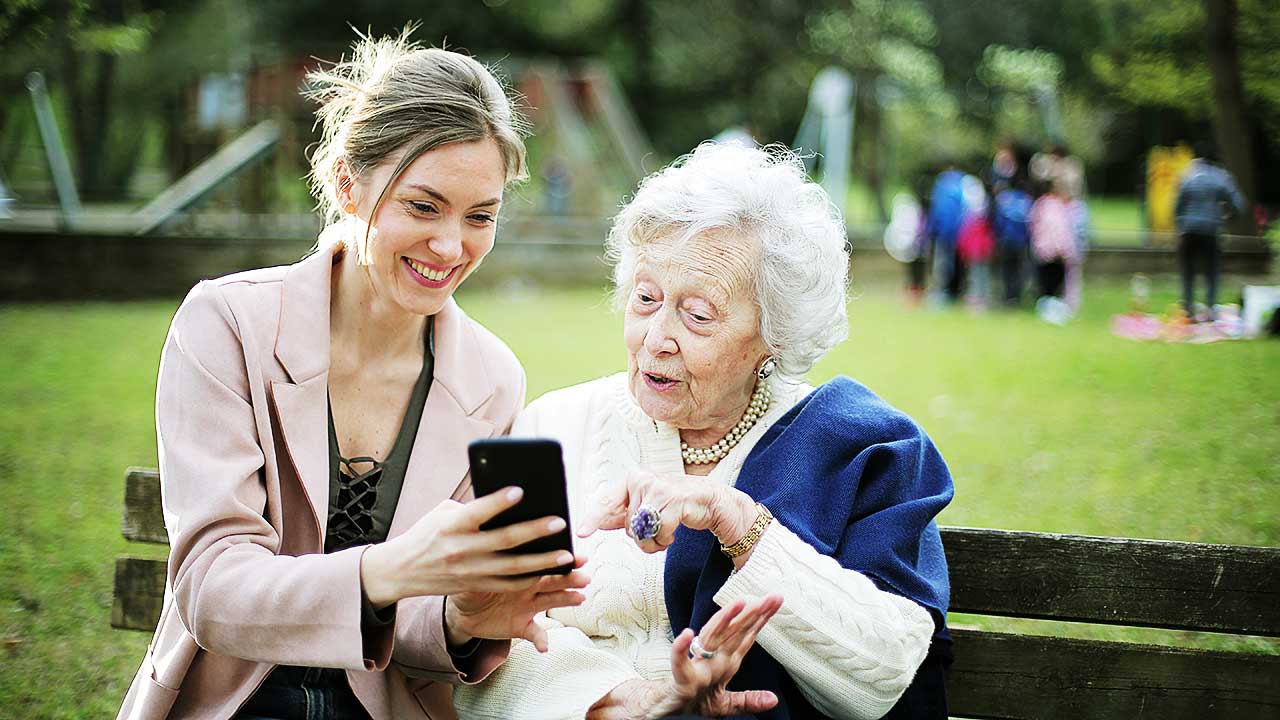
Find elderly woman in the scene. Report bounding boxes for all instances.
[119,33,588,720]
[454,143,953,720]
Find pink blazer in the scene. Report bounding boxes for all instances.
[119,243,524,720]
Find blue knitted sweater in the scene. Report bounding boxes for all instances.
[664,376,954,719]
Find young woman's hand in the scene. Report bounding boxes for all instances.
[361,486,587,606]
[445,555,589,652]
[586,595,783,720]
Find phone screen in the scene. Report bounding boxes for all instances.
[468,438,574,575]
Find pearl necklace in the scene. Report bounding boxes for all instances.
[680,379,771,465]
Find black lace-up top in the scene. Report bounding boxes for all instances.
[325,315,435,553]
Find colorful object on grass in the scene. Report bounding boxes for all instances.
[1111,303,1245,343]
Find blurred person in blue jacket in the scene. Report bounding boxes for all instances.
[928,164,967,303]
[1175,141,1247,320]
[992,177,1034,306]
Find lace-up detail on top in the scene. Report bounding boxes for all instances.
[325,456,384,552]
[323,315,434,554]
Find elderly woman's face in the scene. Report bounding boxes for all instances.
[624,232,769,432]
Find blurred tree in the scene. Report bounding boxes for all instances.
[583,0,818,158]
[922,0,1108,97]
[249,1,544,65]
[807,0,943,221]
[977,44,1066,143]
[1203,0,1256,231]
[2,0,174,199]
[1090,0,1279,223]
[5,0,1275,216]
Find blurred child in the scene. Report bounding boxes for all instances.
[1066,192,1090,310]
[993,179,1034,305]
[956,176,995,309]
[1030,178,1083,312]
[884,190,929,305]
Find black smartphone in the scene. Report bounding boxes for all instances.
[468,438,574,576]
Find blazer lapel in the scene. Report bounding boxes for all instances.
[271,375,331,538]
[271,244,339,538]
[389,299,498,538]
[388,390,495,538]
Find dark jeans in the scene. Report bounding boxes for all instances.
[999,245,1027,304]
[1179,232,1220,314]
[235,666,372,720]
[946,248,967,301]
[1037,259,1066,299]
[908,257,928,291]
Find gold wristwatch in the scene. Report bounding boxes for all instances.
[720,502,773,559]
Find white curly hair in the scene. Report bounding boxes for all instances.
[605,142,851,380]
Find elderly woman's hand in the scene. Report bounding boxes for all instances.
[586,595,783,720]
[578,470,758,555]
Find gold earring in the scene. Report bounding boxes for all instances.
[757,356,777,379]
[344,202,356,215]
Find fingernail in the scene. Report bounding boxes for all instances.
[548,517,566,532]
[556,552,573,565]
[506,487,523,501]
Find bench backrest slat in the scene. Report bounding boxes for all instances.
[943,526,1280,636]
[948,628,1280,719]
[122,468,167,544]
[111,557,166,631]
[119,470,1280,636]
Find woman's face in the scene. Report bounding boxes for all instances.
[349,138,506,316]
[623,232,770,433]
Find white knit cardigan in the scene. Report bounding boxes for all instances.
[453,374,935,720]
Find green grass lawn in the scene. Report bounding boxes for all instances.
[1,275,1278,716]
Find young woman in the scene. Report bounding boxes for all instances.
[119,32,588,720]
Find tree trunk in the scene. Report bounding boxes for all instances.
[1202,0,1257,234]
[61,44,118,200]
[87,52,117,197]
[619,0,654,133]
[60,39,86,187]
[855,73,888,224]
[0,107,27,178]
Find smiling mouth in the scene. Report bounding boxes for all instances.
[404,257,454,282]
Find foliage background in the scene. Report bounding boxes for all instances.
[3,0,1279,214]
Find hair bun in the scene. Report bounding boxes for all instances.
[302,26,529,230]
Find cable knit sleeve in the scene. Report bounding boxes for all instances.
[712,521,935,720]
[452,618,641,720]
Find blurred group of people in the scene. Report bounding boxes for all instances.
[888,142,1090,322]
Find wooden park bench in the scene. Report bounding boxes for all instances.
[114,467,1280,718]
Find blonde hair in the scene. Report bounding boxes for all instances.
[305,28,529,255]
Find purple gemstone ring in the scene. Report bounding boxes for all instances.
[629,504,663,542]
